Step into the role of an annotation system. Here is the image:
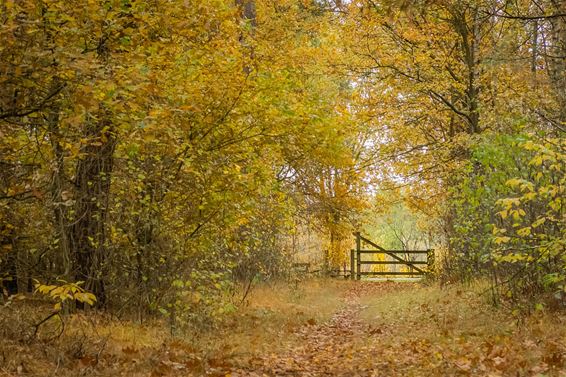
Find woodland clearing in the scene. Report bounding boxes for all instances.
[1,280,565,376]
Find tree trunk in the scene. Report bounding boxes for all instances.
[47,101,73,279]
[547,0,566,126]
[71,115,115,307]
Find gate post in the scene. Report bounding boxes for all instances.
[355,232,361,280]
[350,249,355,280]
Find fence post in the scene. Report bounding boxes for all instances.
[350,249,355,280]
[355,232,361,280]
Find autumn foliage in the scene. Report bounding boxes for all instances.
[0,0,565,375]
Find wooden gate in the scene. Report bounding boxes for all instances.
[350,232,434,279]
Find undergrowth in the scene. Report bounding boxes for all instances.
[0,278,347,376]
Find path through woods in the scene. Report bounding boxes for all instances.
[228,285,374,376]
[2,281,565,376]
[208,282,566,377]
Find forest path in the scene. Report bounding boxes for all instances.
[211,281,566,377]
[225,283,392,376]
[6,280,559,376]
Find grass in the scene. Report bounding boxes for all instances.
[194,278,348,359]
[0,278,349,376]
[357,281,566,376]
[360,281,504,332]
[2,279,564,376]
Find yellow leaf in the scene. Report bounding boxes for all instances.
[494,236,511,244]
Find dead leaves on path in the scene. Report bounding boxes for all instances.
[6,282,563,376]
[223,282,566,377]
[225,282,413,376]
[227,305,368,376]
[76,282,566,376]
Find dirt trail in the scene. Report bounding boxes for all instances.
[2,282,563,376]
[227,284,386,377]
[204,281,566,377]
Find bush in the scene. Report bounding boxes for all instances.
[446,132,565,311]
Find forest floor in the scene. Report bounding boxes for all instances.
[1,280,565,376]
